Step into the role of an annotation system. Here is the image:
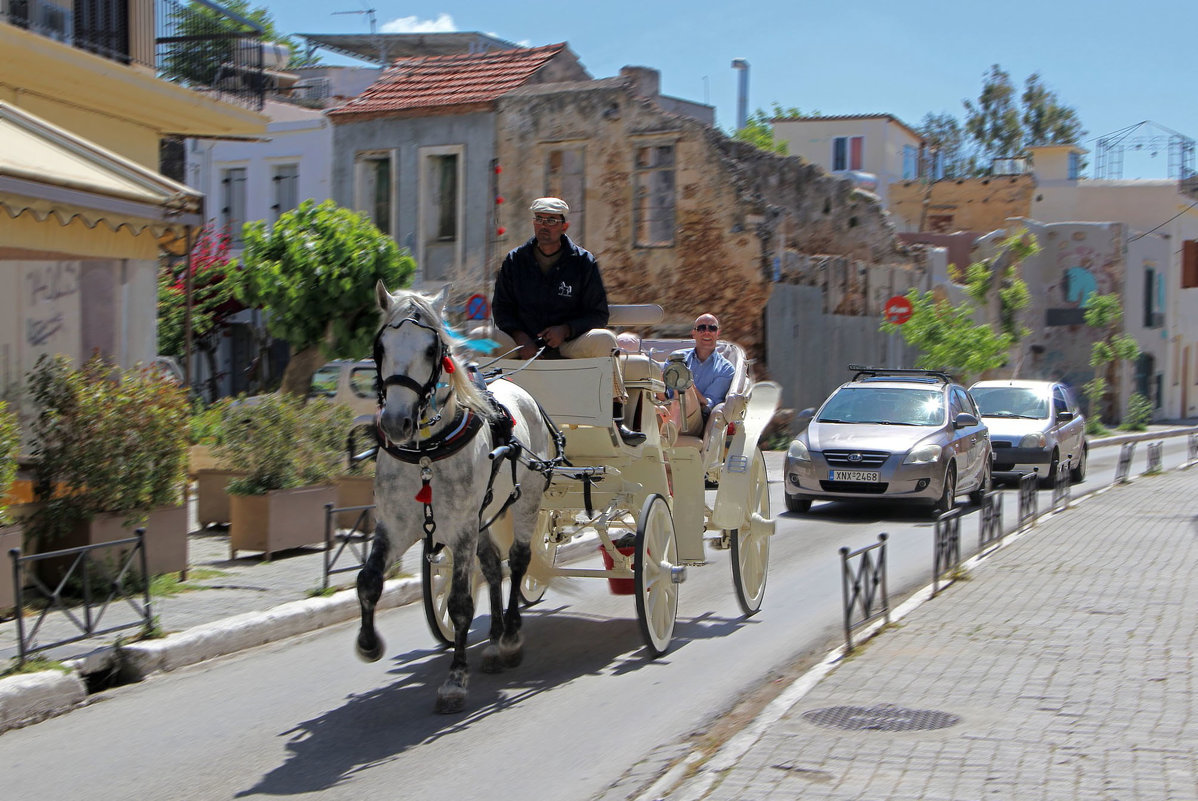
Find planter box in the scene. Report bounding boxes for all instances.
[335,474,375,530]
[35,504,189,584]
[188,445,224,477]
[195,469,246,527]
[0,523,22,614]
[229,484,337,560]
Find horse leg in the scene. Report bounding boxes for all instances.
[355,522,392,662]
[476,535,508,673]
[499,537,531,668]
[435,539,477,714]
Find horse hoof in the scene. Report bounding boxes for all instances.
[501,648,524,669]
[356,633,385,663]
[435,691,467,714]
[481,647,503,674]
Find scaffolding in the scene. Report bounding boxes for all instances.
[1093,121,1196,180]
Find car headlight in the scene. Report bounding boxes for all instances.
[787,439,811,462]
[1019,432,1048,448]
[903,442,942,465]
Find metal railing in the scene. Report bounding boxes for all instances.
[1188,433,1198,466]
[978,489,1004,552]
[322,502,374,591]
[3,1,266,110]
[1114,442,1136,483]
[1017,472,1038,529]
[1144,441,1163,474]
[156,0,267,111]
[8,530,154,666]
[1050,458,1072,512]
[932,508,961,596]
[839,534,889,653]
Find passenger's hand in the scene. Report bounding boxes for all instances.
[517,342,539,360]
[538,324,570,348]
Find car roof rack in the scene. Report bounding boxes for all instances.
[847,364,954,384]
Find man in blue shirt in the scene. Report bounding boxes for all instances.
[675,313,736,435]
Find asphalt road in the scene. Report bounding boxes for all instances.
[0,436,1189,801]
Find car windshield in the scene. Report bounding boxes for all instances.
[971,387,1049,419]
[309,366,340,397]
[817,387,944,426]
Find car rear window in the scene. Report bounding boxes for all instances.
[818,387,944,426]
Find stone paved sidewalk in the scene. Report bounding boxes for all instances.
[670,467,1198,801]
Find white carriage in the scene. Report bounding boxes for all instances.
[421,305,782,656]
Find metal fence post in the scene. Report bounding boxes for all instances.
[1017,472,1038,529]
[839,533,889,653]
[932,508,962,595]
[1114,441,1136,483]
[1145,441,1163,474]
[1188,432,1198,466]
[979,490,1004,551]
[1051,457,1071,512]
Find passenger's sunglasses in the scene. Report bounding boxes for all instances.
[693,324,719,332]
[533,216,564,225]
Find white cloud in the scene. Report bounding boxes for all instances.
[380,13,458,34]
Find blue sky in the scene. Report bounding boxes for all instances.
[261,0,1196,179]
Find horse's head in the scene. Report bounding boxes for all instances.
[373,281,453,445]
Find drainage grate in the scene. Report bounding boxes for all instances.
[801,704,960,732]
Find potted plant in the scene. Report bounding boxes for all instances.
[25,355,191,578]
[335,420,377,531]
[188,397,246,527]
[0,399,22,612]
[218,394,350,559]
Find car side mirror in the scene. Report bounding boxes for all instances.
[1055,410,1074,422]
[954,412,979,429]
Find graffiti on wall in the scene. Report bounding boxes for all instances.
[23,262,78,353]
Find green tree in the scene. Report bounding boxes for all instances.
[232,200,415,397]
[160,0,320,88]
[158,225,242,402]
[917,111,968,178]
[881,229,1037,383]
[963,64,1023,164]
[733,103,811,154]
[960,65,1085,172]
[1082,294,1140,431]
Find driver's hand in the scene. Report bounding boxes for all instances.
[517,342,539,360]
[538,324,570,348]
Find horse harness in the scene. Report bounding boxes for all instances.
[372,314,564,552]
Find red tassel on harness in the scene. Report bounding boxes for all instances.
[415,483,432,504]
[442,356,455,373]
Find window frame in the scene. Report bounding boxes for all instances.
[353,150,396,237]
[219,165,248,247]
[544,144,587,244]
[270,162,299,222]
[633,140,677,248]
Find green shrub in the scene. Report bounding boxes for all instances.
[188,397,232,446]
[216,394,352,495]
[0,400,19,527]
[1120,392,1152,431]
[25,355,190,545]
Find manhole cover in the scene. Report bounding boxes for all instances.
[801,704,960,732]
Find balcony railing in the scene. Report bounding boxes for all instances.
[2,0,266,111]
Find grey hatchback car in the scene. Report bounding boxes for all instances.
[967,379,1087,487]
[784,366,993,516]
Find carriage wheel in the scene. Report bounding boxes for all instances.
[730,449,771,615]
[421,540,456,646]
[634,494,680,657]
[519,512,558,607]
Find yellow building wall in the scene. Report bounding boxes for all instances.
[889,175,1036,233]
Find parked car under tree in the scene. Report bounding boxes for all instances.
[968,379,1087,487]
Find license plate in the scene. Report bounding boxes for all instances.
[830,470,880,482]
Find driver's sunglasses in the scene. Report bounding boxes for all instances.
[693,324,719,332]
[533,215,564,226]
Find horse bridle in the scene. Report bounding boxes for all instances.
[372,313,451,425]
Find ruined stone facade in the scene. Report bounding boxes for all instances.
[495,76,913,367]
[888,175,1036,234]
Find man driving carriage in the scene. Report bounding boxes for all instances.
[491,197,645,446]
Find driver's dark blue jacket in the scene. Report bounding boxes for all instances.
[492,235,610,341]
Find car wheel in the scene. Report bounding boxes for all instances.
[969,459,991,506]
[932,464,956,517]
[785,494,811,514]
[1070,444,1087,483]
[1039,448,1059,489]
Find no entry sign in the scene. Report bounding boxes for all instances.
[884,295,913,325]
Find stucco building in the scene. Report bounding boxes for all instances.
[1,0,267,430]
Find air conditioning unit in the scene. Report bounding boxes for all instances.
[292,77,331,101]
[34,0,72,43]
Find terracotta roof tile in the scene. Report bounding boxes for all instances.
[329,43,567,119]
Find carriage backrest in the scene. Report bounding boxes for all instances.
[491,357,614,427]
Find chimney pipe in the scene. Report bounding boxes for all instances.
[731,58,749,131]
